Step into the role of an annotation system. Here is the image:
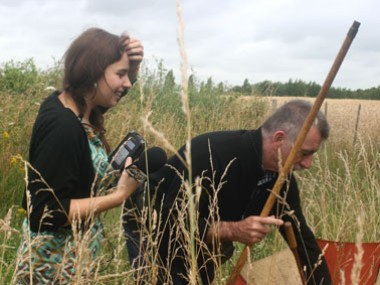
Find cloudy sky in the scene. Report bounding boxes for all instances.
[0,0,379,89]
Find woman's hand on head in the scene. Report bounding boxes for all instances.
[122,36,144,65]
[121,35,143,83]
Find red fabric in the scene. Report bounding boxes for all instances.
[317,239,380,285]
[234,274,247,285]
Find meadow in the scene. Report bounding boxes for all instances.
[1,66,379,284]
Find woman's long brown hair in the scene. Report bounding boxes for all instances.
[62,28,127,152]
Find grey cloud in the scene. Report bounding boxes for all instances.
[84,0,167,18]
[0,0,378,89]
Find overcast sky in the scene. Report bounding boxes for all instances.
[0,0,379,90]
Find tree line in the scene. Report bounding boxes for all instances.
[231,78,380,100]
[1,58,379,100]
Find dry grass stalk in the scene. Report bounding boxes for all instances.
[350,215,364,285]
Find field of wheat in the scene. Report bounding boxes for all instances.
[236,96,380,147]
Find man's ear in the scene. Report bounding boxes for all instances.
[272,130,286,149]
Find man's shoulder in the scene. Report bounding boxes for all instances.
[192,129,252,144]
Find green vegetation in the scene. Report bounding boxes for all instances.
[0,59,379,284]
[232,78,380,100]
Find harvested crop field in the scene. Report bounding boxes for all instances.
[237,96,380,146]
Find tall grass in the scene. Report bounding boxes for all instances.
[300,139,380,242]
[1,26,379,285]
[1,72,379,284]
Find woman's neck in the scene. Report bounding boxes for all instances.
[58,91,91,123]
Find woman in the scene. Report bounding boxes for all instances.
[15,27,144,284]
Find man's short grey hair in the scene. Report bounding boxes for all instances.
[261,99,330,141]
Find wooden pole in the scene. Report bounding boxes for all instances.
[285,222,307,285]
[226,20,360,285]
[353,103,361,147]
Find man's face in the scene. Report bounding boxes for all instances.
[282,127,323,171]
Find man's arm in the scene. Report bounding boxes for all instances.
[206,216,283,245]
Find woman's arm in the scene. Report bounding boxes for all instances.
[68,157,140,222]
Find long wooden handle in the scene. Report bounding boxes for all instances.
[226,20,360,285]
[284,222,298,249]
[285,222,306,285]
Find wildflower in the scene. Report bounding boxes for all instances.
[3,131,9,139]
[10,154,23,166]
[44,86,56,92]
[10,156,17,165]
[17,208,26,215]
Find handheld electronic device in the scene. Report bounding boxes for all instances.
[108,131,145,170]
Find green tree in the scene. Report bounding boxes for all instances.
[0,59,39,95]
[242,78,252,95]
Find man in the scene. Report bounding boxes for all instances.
[150,99,332,284]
